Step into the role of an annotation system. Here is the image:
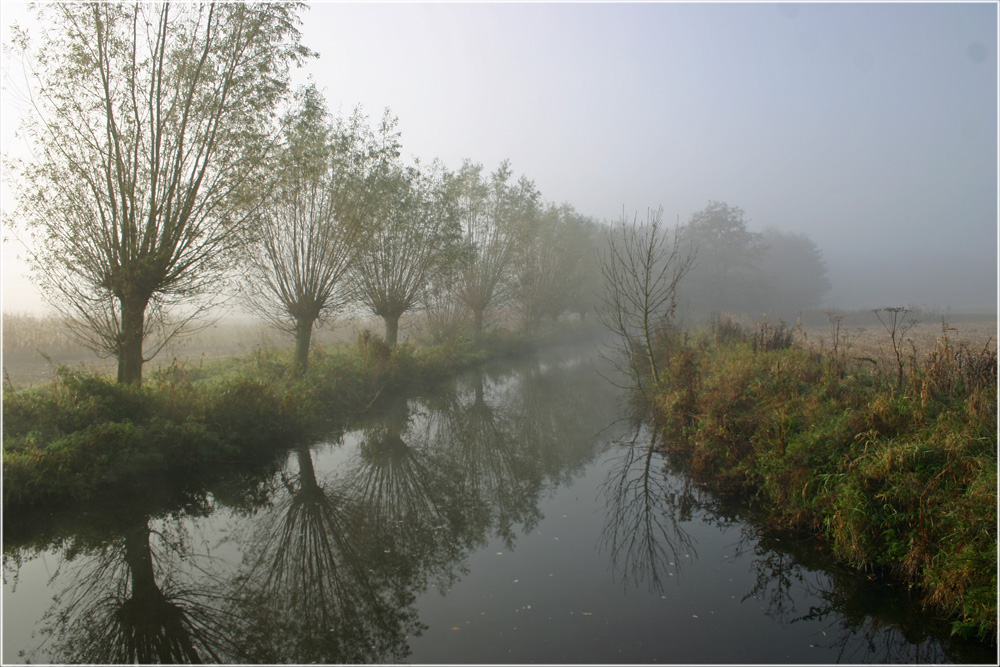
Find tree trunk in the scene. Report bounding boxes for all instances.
[293,317,315,376]
[295,445,321,495]
[124,524,160,603]
[123,523,201,663]
[117,297,147,385]
[473,307,484,340]
[383,314,400,347]
[473,371,485,406]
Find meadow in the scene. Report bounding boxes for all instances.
[1,311,475,389]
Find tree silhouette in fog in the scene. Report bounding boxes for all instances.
[680,201,763,317]
[351,162,463,346]
[245,91,397,374]
[453,160,540,338]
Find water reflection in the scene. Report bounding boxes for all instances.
[345,396,484,595]
[430,369,544,547]
[35,513,242,663]
[599,430,697,593]
[232,443,417,663]
[735,528,991,663]
[596,422,993,663]
[4,348,993,664]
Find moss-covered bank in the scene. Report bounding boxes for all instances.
[2,328,552,513]
[649,320,997,641]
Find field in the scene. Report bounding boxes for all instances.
[1,313,365,388]
[714,310,996,380]
[4,310,995,389]
[1,308,529,388]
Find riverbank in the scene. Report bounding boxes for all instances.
[2,326,586,513]
[649,317,997,641]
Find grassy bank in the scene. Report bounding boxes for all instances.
[2,328,548,512]
[649,318,997,641]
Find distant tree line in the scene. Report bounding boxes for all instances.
[676,201,831,322]
[9,2,830,386]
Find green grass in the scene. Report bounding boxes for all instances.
[1,327,534,512]
[649,318,997,641]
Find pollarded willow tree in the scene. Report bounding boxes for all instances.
[351,160,462,346]
[453,160,540,338]
[244,88,399,373]
[8,2,311,385]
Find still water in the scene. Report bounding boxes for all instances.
[2,346,995,664]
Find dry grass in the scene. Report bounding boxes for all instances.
[1,306,535,388]
[1,312,374,388]
[797,316,996,380]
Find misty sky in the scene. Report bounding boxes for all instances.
[2,1,997,313]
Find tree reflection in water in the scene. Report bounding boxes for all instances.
[343,395,486,595]
[429,368,545,548]
[733,527,987,664]
[596,421,985,663]
[599,428,697,594]
[233,442,418,664]
[507,356,616,486]
[36,515,243,663]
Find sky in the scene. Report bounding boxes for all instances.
[1,1,997,313]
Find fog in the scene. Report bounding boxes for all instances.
[2,1,996,314]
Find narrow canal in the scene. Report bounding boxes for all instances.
[2,345,995,663]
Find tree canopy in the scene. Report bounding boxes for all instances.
[678,201,830,320]
[245,89,398,372]
[11,1,312,384]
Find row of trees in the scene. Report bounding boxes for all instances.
[10,2,604,384]
[237,84,605,373]
[8,2,830,386]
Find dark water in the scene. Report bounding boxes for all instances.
[2,345,996,664]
